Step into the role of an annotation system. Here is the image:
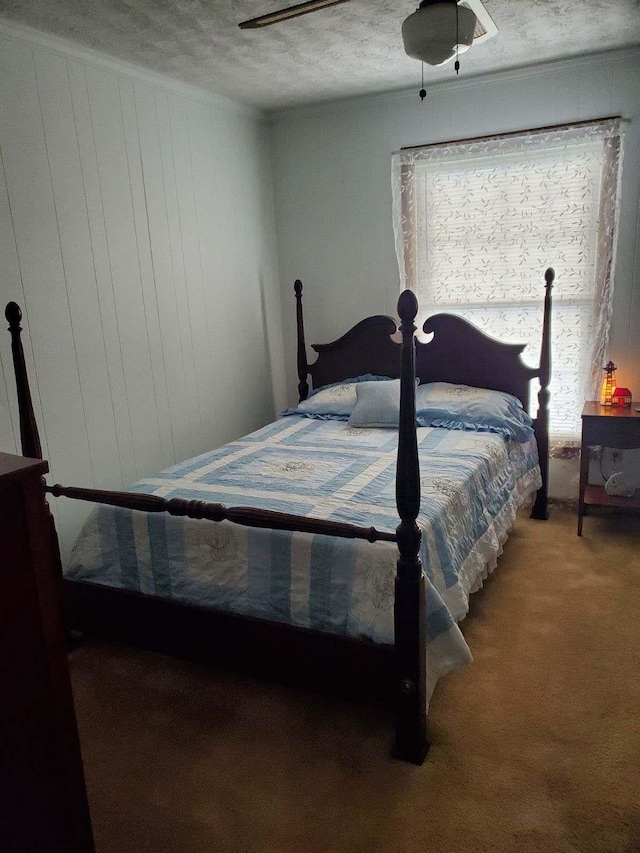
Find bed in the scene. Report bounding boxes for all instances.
[4,270,553,764]
[67,415,541,700]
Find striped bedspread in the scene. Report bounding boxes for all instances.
[67,415,541,693]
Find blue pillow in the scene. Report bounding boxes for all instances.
[289,374,391,420]
[349,380,402,428]
[415,382,533,442]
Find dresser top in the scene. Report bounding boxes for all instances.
[0,451,48,481]
[582,401,640,419]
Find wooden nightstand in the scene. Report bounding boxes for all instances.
[578,401,640,535]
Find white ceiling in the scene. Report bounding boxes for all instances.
[0,0,639,110]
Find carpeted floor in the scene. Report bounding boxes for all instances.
[69,508,640,853]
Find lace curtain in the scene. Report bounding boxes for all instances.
[392,119,626,438]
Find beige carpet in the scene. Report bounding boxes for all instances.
[69,508,640,853]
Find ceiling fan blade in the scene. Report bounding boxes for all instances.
[239,0,351,29]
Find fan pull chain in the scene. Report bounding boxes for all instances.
[455,1,460,74]
[419,61,426,101]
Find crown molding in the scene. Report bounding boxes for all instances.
[0,17,264,120]
[270,45,640,121]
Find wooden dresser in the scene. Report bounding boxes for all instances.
[0,452,94,852]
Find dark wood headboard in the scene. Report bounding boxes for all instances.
[295,270,554,414]
[416,315,536,411]
[294,268,554,519]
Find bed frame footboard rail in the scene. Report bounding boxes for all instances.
[44,483,397,544]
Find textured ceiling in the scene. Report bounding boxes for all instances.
[0,0,639,110]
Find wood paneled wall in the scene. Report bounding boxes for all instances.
[0,29,285,559]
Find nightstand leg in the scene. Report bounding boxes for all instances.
[578,436,589,537]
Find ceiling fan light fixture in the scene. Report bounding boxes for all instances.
[402,0,477,66]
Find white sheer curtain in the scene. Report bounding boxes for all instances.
[392,119,625,438]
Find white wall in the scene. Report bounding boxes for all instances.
[270,48,640,498]
[1,30,638,543]
[0,24,285,558]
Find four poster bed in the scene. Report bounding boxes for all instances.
[5,269,553,765]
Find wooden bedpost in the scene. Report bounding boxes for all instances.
[393,289,428,765]
[5,301,66,610]
[531,268,554,521]
[294,280,309,402]
[5,302,42,460]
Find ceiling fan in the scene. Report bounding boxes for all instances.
[238,0,498,69]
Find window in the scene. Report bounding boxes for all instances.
[392,119,625,438]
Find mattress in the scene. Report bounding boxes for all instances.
[67,415,541,694]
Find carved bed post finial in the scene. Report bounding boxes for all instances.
[5,302,42,460]
[393,289,428,764]
[294,280,310,402]
[531,268,554,520]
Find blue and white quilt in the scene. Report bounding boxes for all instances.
[67,415,541,698]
